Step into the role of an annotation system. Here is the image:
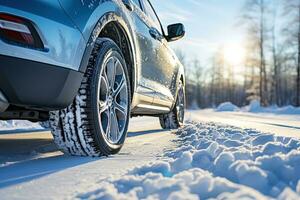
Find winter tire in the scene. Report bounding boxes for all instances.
[49,38,131,156]
[159,80,185,129]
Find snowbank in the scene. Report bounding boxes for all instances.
[79,122,300,199]
[216,100,300,115]
[244,100,300,115]
[216,102,239,112]
[246,100,261,112]
[0,120,42,132]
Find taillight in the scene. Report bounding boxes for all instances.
[0,13,43,49]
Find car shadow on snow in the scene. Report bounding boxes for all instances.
[128,129,167,137]
[0,153,99,189]
[0,128,47,135]
[0,128,168,189]
[0,133,98,189]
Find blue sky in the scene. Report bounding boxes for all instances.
[151,0,247,65]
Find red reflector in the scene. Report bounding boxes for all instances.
[1,29,34,45]
[0,13,43,49]
[0,14,23,23]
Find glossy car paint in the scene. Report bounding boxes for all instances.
[58,0,185,114]
[0,0,185,116]
[0,1,85,71]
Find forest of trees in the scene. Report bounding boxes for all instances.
[180,0,300,109]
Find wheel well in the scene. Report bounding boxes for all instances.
[98,22,134,98]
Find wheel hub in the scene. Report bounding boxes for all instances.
[107,95,113,107]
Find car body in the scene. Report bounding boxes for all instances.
[0,0,185,156]
[0,0,185,118]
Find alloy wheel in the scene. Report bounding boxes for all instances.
[98,56,129,144]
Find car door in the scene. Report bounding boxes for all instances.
[135,0,176,109]
[129,0,158,107]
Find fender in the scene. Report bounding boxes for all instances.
[78,12,136,73]
[59,0,138,90]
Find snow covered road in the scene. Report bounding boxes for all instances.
[0,110,299,199]
[187,110,300,138]
[0,117,176,199]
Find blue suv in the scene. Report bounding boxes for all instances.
[0,0,185,156]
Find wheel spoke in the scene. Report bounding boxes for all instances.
[115,102,127,117]
[101,71,109,91]
[106,57,116,89]
[113,77,125,96]
[110,110,120,142]
[105,109,111,138]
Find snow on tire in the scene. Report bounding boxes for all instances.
[50,38,131,156]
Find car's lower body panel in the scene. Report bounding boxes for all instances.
[131,86,171,116]
[0,54,83,111]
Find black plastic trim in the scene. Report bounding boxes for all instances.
[0,55,84,111]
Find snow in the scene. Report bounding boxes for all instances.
[75,122,300,199]
[79,168,268,200]
[0,120,42,132]
[244,100,300,115]
[215,100,300,115]
[245,100,262,112]
[216,102,239,112]
[1,112,300,199]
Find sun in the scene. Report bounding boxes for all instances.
[223,43,246,66]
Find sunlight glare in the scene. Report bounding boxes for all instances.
[223,43,246,66]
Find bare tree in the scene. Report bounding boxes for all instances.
[244,36,261,103]
[191,59,203,107]
[270,3,281,105]
[282,0,300,106]
[171,0,300,109]
[241,0,270,105]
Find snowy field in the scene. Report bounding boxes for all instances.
[0,108,300,199]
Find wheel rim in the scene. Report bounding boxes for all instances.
[176,84,185,123]
[98,56,128,145]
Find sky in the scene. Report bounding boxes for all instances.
[151,0,247,66]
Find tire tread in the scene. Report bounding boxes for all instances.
[49,38,118,156]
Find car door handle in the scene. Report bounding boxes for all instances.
[122,0,133,11]
[149,28,162,41]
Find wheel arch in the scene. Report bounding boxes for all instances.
[79,12,137,101]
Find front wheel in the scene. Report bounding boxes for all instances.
[159,80,185,129]
[49,38,131,156]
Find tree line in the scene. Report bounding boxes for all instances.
[180,0,300,108]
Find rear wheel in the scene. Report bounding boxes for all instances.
[49,38,131,156]
[159,80,185,129]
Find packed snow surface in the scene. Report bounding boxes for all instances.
[78,122,300,199]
